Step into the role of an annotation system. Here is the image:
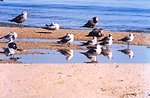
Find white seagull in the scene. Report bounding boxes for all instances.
[99,37,113,47]
[45,22,60,30]
[99,34,113,42]
[80,36,97,46]
[80,44,102,62]
[4,42,17,56]
[57,33,74,44]
[0,32,18,43]
[118,33,134,48]
[83,16,98,28]
[80,44,102,56]
[9,11,28,26]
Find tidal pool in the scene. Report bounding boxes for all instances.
[1,44,150,63]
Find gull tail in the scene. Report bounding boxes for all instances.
[80,52,86,55]
[8,19,13,22]
[57,41,61,44]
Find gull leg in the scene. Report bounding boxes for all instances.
[127,43,129,49]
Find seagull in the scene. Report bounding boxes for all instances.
[0,32,18,43]
[101,48,113,59]
[80,50,98,62]
[80,44,102,56]
[80,36,97,46]
[118,33,134,48]
[86,28,104,37]
[82,16,98,28]
[9,11,28,26]
[57,33,74,44]
[4,42,17,57]
[118,48,134,58]
[99,37,113,47]
[99,34,113,42]
[80,44,102,62]
[57,49,73,60]
[45,22,60,30]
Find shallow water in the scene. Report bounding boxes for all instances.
[0,0,150,32]
[1,44,150,63]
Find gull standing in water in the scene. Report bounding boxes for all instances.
[9,11,28,27]
[0,32,18,43]
[80,44,102,62]
[99,34,113,42]
[118,33,134,48]
[80,36,97,46]
[99,34,113,48]
[57,33,74,44]
[83,17,98,28]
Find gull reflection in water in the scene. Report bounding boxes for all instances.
[118,48,134,58]
[57,49,74,60]
[101,48,113,59]
[9,57,21,61]
[80,52,98,63]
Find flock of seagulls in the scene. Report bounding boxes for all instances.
[0,32,18,58]
[0,11,135,62]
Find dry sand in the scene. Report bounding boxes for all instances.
[0,63,150,98]
[0,27,150,98]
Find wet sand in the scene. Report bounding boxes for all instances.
[0,27,150,49]
[1,26,150,58]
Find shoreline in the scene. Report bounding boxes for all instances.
[0,22,147,33]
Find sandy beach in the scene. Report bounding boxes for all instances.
[0,63,150,98]
[0,26,150,98]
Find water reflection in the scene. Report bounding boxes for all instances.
[0,44,149,63]
[80,44,101,63]
[80,51,98,62]
[57,49,73,60]
[101,48,113,59]
[9,57,21,61]
[118,48,134,58]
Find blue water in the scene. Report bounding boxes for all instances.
[0,0,150,32]
[1,44,150,63]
